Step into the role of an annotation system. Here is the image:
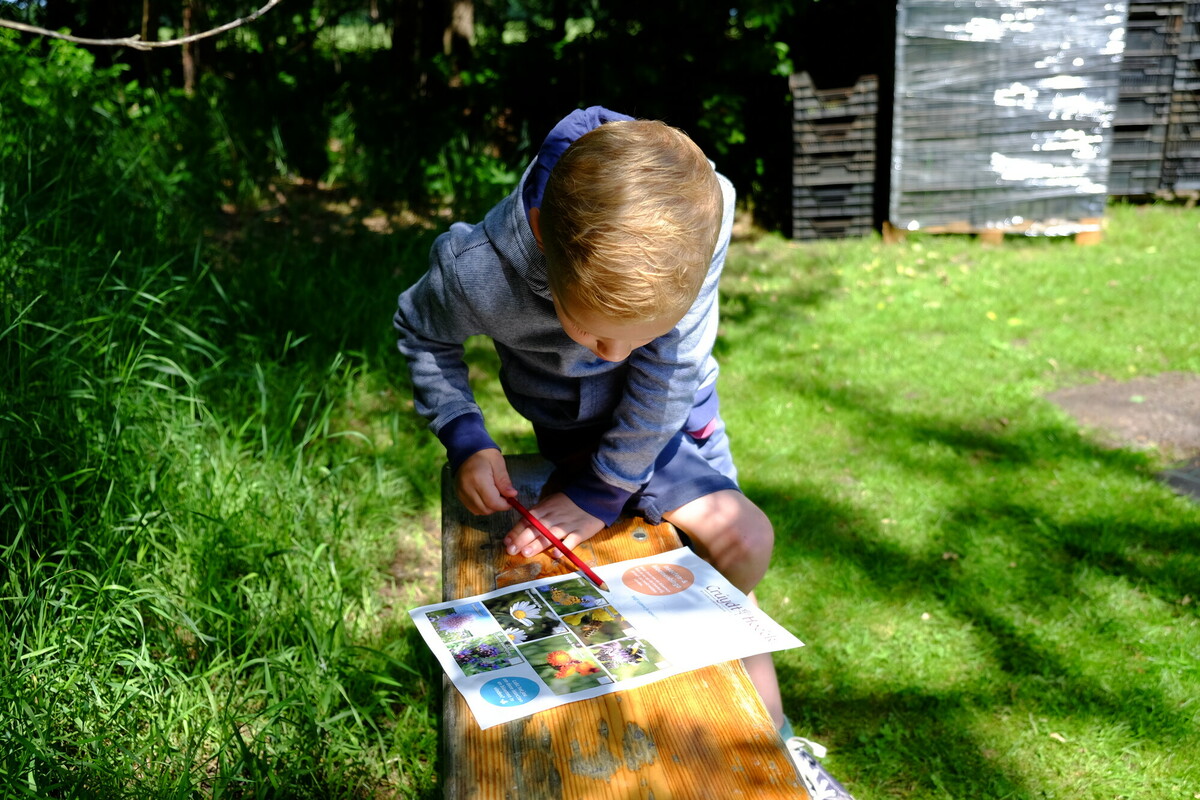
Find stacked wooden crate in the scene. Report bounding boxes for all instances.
[789,72,879,240]
[1163,0,1200,190]
[1111,0,1181,195]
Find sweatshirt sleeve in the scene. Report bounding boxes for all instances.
[393,225,500,465]
[563,173,735,523]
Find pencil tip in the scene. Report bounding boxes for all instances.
[598,582,610,592]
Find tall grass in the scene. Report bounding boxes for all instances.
[1,33,443,797]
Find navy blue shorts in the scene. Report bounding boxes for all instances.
[533,416,741,524]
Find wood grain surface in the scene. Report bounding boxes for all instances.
[440,456,806,799]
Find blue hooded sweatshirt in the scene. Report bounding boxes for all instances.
[393,107,733,524]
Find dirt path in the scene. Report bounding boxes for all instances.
[1046,372,1200,501]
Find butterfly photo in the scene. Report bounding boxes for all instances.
[559,605,630,643]
[536,578,605,615]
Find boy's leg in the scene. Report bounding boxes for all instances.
[665,490,856,798]
[662,489,784,727]
[743,647,785,729]
[661,488,773,593]
[643,435,856,798]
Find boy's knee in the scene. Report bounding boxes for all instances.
[735,497,775,557]
[669,490,774,560]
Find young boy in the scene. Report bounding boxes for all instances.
[393,107,852,799]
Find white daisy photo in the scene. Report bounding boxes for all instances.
[508,599,542,627]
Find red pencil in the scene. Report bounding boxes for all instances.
[506,496,609,592]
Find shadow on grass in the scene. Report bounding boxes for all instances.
[745,378,1199,798]
[768,378,1200,595]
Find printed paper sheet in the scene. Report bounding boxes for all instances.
[410,547,804,729]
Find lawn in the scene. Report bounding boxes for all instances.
[716,205,1200,799]
[2,191,1198,798]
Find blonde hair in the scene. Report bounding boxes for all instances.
[539,120,723,323]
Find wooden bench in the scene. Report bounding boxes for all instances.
[440,455,807,799]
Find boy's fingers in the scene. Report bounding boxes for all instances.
[468,494,493,516]
[516,524,579,559]
[486,455,515,496]
[472,486,506,515]
[483,486,512,513]
[549,531,586,560]
[457,486,482,514]
[484,470,517,511]
[459,478,508,515]
[501,501,589,558]
[503,522,534,555]
[505,523,554,557]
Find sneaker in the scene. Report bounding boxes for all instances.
[785,736,856,800]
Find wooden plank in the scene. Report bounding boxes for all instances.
[441,455,806,800]
[884,217,1104,245]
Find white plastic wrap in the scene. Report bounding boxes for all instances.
[891,1,1129,233]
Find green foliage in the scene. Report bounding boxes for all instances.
[2,1,831,228]
[421,132,522,221]
[0,31,239,253]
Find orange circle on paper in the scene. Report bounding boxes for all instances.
[621,563,695,595]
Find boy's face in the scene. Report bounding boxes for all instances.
[553,297,678,363]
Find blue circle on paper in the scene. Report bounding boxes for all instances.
[480,676,540,707]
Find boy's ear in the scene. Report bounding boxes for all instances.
[528,207,545,252]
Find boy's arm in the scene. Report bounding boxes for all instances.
[393,231,501,471]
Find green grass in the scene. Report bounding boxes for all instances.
[2,40,1198,794]
[716,205,1200,799]
[4,182,1199,799]
[0,211,448,796]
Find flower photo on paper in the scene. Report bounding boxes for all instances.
[483,589,565,643]
[518,634,612,695]
[425,602,498,643]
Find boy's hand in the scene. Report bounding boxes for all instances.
[504,492,604,559]
[456,449,517,515]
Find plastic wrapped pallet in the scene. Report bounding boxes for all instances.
[891,0,1128,235]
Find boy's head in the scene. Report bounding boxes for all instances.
[535,120,723,333]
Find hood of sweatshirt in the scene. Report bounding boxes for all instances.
[484,106,635,301]
[521,106,635,217]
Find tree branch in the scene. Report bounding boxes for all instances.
[0,0,284,51]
